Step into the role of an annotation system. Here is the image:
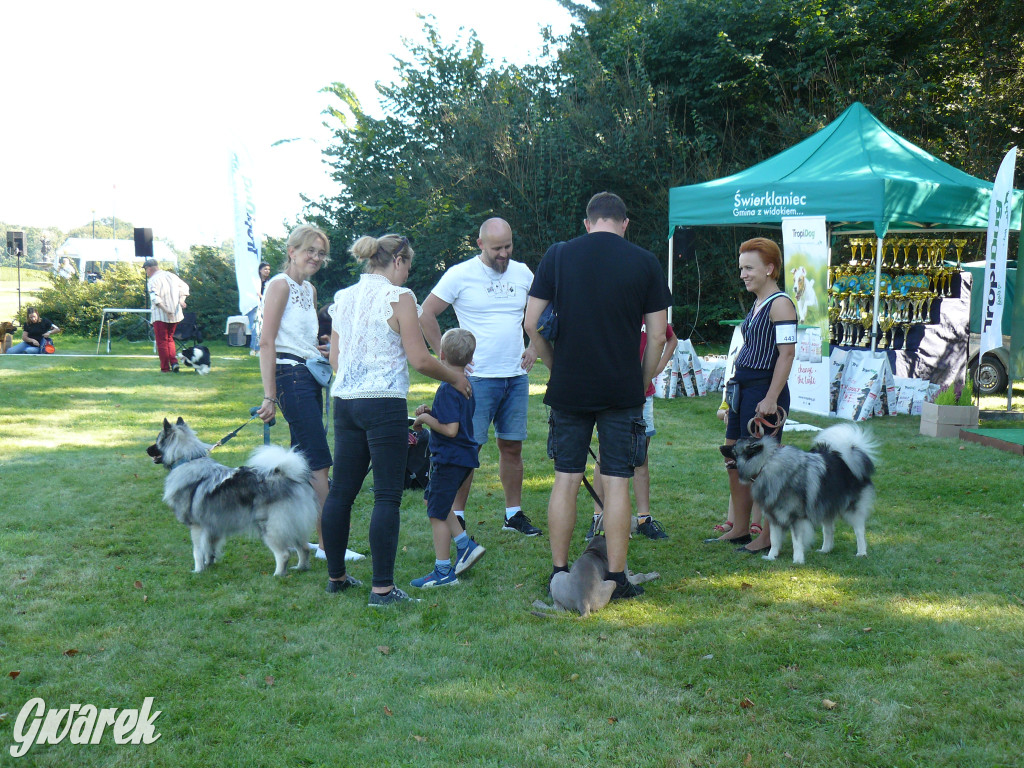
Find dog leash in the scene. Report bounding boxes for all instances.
[747,406,788,438]
[209,408,276,451]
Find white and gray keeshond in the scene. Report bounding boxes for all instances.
[147,417,316,576]
[720,424,878,564]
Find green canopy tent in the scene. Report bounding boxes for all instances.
[668,102,1022,238]
[668,101,1022,385]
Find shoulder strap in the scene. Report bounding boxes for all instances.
[553,242,564,305]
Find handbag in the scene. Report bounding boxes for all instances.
[305,356,333,388]
[43,339,55,354]
[724,379,740,414]
[537,243,563,342]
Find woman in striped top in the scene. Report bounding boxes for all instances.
[707,237,796,555]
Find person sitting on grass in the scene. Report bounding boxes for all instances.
[410,328,486,588]
[6,307,60,354]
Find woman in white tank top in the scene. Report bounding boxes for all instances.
[256,224,332,548]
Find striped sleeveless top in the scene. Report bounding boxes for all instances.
[735,292,796,372]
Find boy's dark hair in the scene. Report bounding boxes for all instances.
[441,328,476,367]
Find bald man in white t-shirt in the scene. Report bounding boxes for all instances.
[419,218,541,537]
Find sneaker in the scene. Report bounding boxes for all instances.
[308,544,366,561]
[368,587,422,607]
[325,575,362,593]
[454,540,485,575]
[455,513,466,531]
[610,579,645,601]
[584,517,599,541]
[410,566,458,589]
[636,517,669,540]
[502,510,541,536]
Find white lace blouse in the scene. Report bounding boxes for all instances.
[268,273,321,363]
[329,273,419,399]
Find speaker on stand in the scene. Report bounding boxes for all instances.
[6,230,26,315]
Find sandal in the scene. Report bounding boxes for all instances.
[713,521,734,534]
[750,523,762,538]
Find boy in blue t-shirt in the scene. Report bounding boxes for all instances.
[410,328,485,588]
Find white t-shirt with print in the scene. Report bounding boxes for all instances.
[429,256,534,378]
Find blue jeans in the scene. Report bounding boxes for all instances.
[546,406,647,478]
[6,342,45,354]
[320,397,408,587]
[470,374,528,445]
[275,363,331,471]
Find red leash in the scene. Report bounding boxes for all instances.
[747,407,788,438]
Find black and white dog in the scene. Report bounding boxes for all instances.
[720,424,878,563]
[147,417,316,576]
[177,345,211,375]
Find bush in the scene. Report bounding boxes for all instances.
[32,264,147,335]
[179,246,240,340]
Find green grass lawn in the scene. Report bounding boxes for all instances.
[1,341,1022,767]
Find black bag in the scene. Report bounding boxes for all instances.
[537,243,563,342]
[404,428,431,490]
[724,379,740,414]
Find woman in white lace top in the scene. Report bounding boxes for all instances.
[321,234,471,606]
[257,224,332,548]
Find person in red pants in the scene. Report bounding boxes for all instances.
[144,258,190,372]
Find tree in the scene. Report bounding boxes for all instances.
[309,2,1022,341]
[179,245,238,339]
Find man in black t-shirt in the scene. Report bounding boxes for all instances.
[525,192,671,602]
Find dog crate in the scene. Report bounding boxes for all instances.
[225,316,250,347]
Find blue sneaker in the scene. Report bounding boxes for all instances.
[410,566,459,589]
[454,540,485,575]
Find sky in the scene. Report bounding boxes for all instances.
[0,1,579,251]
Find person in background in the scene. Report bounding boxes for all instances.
[144,259,189,372]
[256,226,332,554]
[321,233,471,608]
[5,307,60,354]
[588,321,678,540]
[249,260,272,355]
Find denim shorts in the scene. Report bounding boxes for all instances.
[470,374,528,445]
[725,373,790,441]
[642,395,655,437]
[275,363,331,471]
[547,406,648,478]
[424,463,473,520]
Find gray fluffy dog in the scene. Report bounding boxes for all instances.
[720,423,878,564]
[147,417,317,576]
[532,534,660,617]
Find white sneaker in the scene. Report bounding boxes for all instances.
[308,543,365,561]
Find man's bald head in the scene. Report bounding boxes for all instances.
[478,218,514,273]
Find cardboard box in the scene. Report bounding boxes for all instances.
[920,402,979,438]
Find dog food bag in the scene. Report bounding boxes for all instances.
[806,327,823,365]
[653,368,672,399]
[854,357,886,421]
[702,357,727,393]
[677,340,708,396]
[677,350,696,397]
[893,377,916,415]
[829,348,849,416]
[668,356,680,398]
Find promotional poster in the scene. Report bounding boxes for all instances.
[783,215,830,414]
